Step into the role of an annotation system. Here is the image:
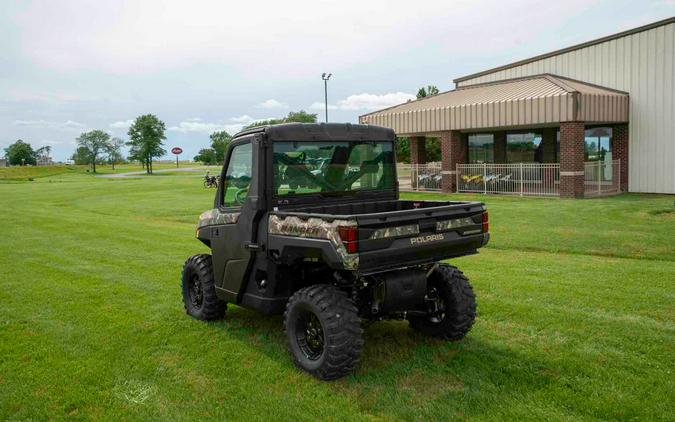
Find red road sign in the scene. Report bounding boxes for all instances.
[171,147,183,155]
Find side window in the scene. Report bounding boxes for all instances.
[222,143,253,208]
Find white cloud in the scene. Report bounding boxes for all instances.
[169,119,227,134]
[168,116,278,135]
[229,115,256,124]
[258,99,288,109]
[310,92,415,112]
[109,119,134,129]
[13,119,86,131]
[309,102,339,111]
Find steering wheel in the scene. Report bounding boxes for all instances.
[234,187,249,205]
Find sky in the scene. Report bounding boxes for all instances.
[1,0,673,161]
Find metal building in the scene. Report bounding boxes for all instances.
[361,17,675,196]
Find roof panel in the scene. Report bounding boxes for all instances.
[359,74,628,134]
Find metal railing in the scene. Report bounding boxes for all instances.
[405,160,621,197]
[584,159,620,196]
[398,163,442,191]
[457,163,561,196]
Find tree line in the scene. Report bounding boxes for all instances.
[3,141,53,166]
[72,114,166,173]
[7,88,439,169]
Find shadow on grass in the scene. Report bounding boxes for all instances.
[213,306,567,419]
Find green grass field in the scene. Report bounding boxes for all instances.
[1,171,673,420]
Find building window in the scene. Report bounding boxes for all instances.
[585,127,612,162]
[467,134,494,164]
[506,132,543,163]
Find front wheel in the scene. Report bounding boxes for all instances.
[284,285,363,380]
[408,264,476,340]
[181,254,226,320]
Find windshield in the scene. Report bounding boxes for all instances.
[273,141,396,196]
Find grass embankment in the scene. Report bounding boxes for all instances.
[0,171,673,420]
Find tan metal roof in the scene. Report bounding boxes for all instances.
[359,74,628,135]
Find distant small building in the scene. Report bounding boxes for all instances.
[36,157,54,166]
[0,158,7,167]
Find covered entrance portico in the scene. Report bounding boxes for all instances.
[360,74,629,198]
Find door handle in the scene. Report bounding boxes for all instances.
[244,242,260,251]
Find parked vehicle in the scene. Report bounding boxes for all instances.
[203,172,219,188]
[182,123,489,380]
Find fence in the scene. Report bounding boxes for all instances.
[457,163,560,196]
[402,160,621,197]
[398,163,442,191]
[584,159,620,196]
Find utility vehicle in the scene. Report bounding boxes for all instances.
[182,123,489,380]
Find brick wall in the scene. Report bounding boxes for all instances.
[613,124,629,192]
[440,130,465,192]
[409,136,426,165]
[559,121,585,198]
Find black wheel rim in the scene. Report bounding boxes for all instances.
[426,287,446,324]
[296,310,324,360]
[189,274,203,309]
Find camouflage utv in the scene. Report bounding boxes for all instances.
[182,123,489,380]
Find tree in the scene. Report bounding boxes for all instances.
[4,140,37,166]
[244,110,317,129]
[209,130,232,164]
[76,130,110,173]
[107,137,125,170]
[416,85,440,99]
[194,148,218,165]
[127,114,166,174]
[35,146,51,160]
[71,146,91,165]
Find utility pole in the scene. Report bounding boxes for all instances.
[322,73,332,123]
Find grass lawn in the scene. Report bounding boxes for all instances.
[0,171,673,420]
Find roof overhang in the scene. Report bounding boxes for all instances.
[359,74,629,136]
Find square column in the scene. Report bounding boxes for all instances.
[559,122,586,198]
[613,124,629,192]
[440,130,465,193]
[493,131,507,163]
[409,136,426,164]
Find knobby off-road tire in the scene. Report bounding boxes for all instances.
[409,264,476,340]
[181,254,226,320]
[284,284,364,380]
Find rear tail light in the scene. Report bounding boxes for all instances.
[482,211,489,233]
[338,226,358,254]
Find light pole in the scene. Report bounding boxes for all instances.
[322,72,332,123]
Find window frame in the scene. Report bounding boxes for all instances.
[217,140,253,210]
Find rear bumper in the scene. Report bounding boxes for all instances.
[357,231,488,274]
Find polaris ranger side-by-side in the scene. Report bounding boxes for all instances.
[182,123,489,380]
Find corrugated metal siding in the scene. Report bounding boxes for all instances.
[456,22,675,194]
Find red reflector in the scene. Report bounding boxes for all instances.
[338,226,358,254]
[482,211,489,233]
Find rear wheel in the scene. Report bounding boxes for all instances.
[408,264,476,340]
[284,285,363,380]
[181,254,226,320]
